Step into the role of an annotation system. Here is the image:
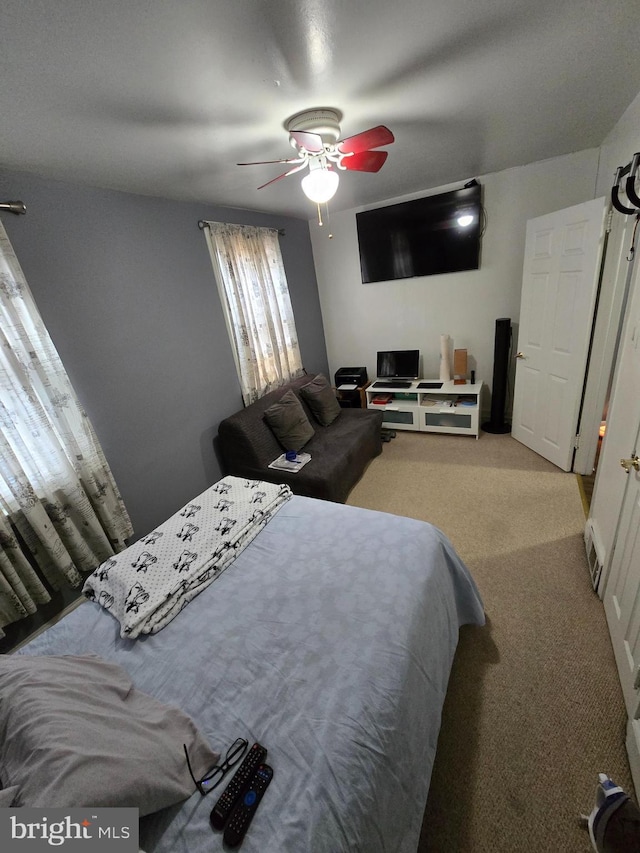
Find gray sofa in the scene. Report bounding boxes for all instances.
[217,374,383,503]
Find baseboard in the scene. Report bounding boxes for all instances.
[626,717,640,800]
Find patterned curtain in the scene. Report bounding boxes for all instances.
[0,220,133,638]
[203,222,304,405]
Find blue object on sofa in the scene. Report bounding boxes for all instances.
[217,374,383,503]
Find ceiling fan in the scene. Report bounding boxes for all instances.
[237,108,394,205]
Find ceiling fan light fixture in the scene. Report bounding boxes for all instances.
[301,165,339,204]
[239,108,393,217]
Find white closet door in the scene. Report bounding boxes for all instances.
[600,251,640,793]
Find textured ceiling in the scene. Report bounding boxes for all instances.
[2,0,640,219]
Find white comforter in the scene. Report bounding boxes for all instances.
[83,476,291,637]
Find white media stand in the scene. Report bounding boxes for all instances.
[366,379,484,438]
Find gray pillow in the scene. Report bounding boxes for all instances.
[264,388,315,451]
[0,786,19,807]
[300,374,342,426]
[0,654,219,815]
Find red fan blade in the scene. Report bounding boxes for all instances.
[257,162,307,189]
[289,130,324,153]
[338,125,394,155]
[342,150,389,173]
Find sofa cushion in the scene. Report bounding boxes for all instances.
[217,373,383,503]
[264,388,315,451]
[300,374,341,426]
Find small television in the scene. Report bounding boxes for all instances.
[356,183,482,283]
[376,350,420,380]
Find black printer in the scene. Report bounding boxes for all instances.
[334,367,368,408]
[334,366,368,388]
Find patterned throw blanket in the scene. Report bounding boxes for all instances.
[83,476,291,638]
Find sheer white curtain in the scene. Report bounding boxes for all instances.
[0,220,133,637]
[203,222,304,404]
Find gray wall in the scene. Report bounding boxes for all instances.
[0,170,328,539]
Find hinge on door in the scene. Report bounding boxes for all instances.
[634,666,640,691]
[575,433,581,450]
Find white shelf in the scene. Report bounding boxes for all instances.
[366,380,483,438]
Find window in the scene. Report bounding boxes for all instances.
[0,220,132,637]
[203,222,304,404]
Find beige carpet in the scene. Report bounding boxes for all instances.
[347,431,633,853]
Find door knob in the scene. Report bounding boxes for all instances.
[620,455,640,473]
[515,352,526,359]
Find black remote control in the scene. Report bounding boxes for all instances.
[223,764,273,848]
[209,742,267,830]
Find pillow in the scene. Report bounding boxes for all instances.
[0,654,219,815]
[299,374,342,426]
[0,786,19,807]
[264,388,315,451]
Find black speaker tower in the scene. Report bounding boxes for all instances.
[482,318,512,434]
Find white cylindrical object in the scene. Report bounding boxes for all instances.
[439,334,451,381]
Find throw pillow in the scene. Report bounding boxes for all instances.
[300,374,342,426]
[264,388,315,451]
[0,654,219,815]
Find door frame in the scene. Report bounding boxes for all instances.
[574,212,637,474]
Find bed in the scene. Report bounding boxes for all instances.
[11,477,484,853]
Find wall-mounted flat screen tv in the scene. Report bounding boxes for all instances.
[376,349,420,380]
[356,184,482,283]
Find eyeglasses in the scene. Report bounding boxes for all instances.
[184,737,248,796]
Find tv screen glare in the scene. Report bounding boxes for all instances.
[356,184,482,283]
[376,350,420,380]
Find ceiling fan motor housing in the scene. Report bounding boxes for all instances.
[286,108,342,148]
[239,108,393,191]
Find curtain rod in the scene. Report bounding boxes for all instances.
[197,219,285,236]
[0,201,26,215]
